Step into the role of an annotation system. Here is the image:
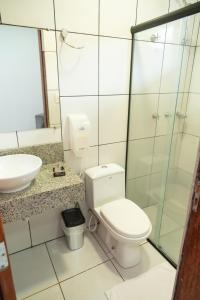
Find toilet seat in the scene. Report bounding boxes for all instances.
[100,198,151,239]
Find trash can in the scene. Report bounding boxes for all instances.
[61,208,85,250]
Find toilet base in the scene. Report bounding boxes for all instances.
[97,222,143,268]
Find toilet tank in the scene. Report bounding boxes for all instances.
[85,164,125,209]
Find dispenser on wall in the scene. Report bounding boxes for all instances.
[68,114,90,158]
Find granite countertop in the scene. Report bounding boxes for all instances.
[0,162,85,223]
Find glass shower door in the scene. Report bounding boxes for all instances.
[126,12,200,264]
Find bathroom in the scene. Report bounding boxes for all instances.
[0,0,200,299]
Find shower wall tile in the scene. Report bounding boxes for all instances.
[100,0,137,39]
[54,0,98,35]
[156,94,177,136]
[148,173,164,205]
[127,138,154,179]
[198,30,200,46]
[179,47,195,93]
[57,33,98,96]
[160,44,184,93]
[129,94,158,140]
[167,0,198,45]
[60,96,98,150]
[136,0,168,42]
[152,136,168,173]
[190,47,200,93]
[0,0,55,29]
[166,18,187,45]
[131,41,164,94]
[178,134,199,174]
[0,132,18,150]
[64,146,98,173]
[174,93,188,134]
[126,176,150,208]
[99,37,131,95]
[99,142,126,168]
[99,95,129,144]
[185,14,200,47]
[135,25,167,43]
[184,93,200,137]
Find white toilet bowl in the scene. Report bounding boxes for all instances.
[95,198,152,268]
[85,164,152,268]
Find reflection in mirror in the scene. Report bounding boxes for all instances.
[0,25,61,133]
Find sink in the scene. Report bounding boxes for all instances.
[0,154,42,193]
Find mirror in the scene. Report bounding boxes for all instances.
[0,24,61,133]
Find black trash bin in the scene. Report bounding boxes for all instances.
[61,208,85,250]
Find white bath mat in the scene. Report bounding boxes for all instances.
[105,262,176,300]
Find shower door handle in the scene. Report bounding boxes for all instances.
[152,113,159,120]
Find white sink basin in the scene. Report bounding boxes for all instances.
[0,154,42,193]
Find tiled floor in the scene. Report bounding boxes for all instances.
[10,231,173,300]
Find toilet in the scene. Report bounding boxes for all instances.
[85,163,152,268]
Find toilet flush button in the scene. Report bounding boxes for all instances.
[101,165,108,168]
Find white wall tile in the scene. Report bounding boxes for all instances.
[99,142,126,168]
[148,173,164,205]
[64,146,98,173]
[129,94,158,140]
[185,15,200,47]
[160,44,184,93]
[100,0,137,39]
[184,93,200,136]
[136,0,169,42]
[131,41,164,94]
[126,176,150,208]
[45,52,59,90]
[17,128,61,147]
[29,209,64,246]
[179,46,195,93]
[0,0,55,29]
[4,220,31,254]
[190,47,200,93]
[127,138,154,179]
[99,95,128,144]
[41,31,56,52]
[60,96,98,150]
[135,25,166,43]
[99,37,131,95]
[137,0,169,23]
[48,91,61,127]
[167,2,199,45]
[152,136,168,173]
[198,29,200,46]
[174,93,188,134]
[0,132,18,150]
[57,33,98,96]
[156,94,177,136]
[166,17,187,45]
[178,134,199,174]
[54,0,98,34]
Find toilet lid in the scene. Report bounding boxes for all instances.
[100,199,151,239]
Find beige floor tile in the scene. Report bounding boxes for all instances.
[46,231,108,282]
[61,261,123,300]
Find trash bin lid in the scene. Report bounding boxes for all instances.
[61,208,85,227]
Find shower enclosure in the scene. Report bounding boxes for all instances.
[126,2,200,265]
